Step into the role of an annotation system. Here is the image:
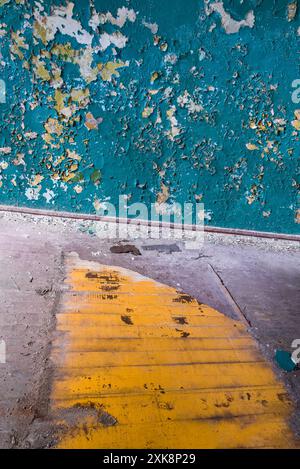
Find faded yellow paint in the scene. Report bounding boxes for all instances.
[98,60,128,81]
[50,253,299,448]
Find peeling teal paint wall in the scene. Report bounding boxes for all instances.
[0,0,299,233]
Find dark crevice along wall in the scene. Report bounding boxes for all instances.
[0,0,299,233]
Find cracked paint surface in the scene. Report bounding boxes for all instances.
[0,0,299,233]
[50,253,299,448]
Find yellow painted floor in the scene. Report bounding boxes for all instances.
[50,253,299,448]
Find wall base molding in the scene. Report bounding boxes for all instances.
[0,204,299,242]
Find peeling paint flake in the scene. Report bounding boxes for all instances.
[90,7,136,30]
[287,2,297,21]
[43,188,55,203]
[99,31,128,51]
[205,1,255,34]
[32,56,51,81]
[98,60,129,81]
[142,20,158,35]
[166,106,181,140]
[246,143,259,151]
[0,0,298,234]
[0,147,12,154]
[142,106,154,118]
[10,31,28,60]
[85,112,103,130]
[25,187,41,201]
[156,183,170,204]
[34,1,93,46]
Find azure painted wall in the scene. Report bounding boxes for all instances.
[0,0,299,233]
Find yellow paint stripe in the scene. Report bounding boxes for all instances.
[51,348,264,367]
[56,417,294,449]
[52,387,293,421]
[56,312,239,326]
[61,296,221,315]
[50,253,299,448]
[53,335,255,349]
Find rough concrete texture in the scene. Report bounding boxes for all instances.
[0,210,299,447]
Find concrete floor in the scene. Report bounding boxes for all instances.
[0,210,299,448]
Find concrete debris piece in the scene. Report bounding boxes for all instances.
[110,244,142,255]
[35,286,52,296]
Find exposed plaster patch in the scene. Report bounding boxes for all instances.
[291,109,300,130]
[99,31,128,51]
[0,24,7,37]
[0,0,298,233]
[177,90,203,114]
[74,184,83,194]
[10,31,28,60]
[30,174,44,187]
[89,7,136,30]
[0,147,12,154]
[246,143,259,151]
[98,60,129,81]
[32,56,51,81]
[25,187,41,201]
[85,112,103,130]
[142,106,154,118]
[166,106,181,140]
[205,1,255,34]
[34,1,93,46]
[142,20,158,34]
[156,182,170,204]
[43,188,55,203]
[74,47,98,83]
[287,2,297,21]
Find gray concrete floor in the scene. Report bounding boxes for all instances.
[0,211,299,448]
